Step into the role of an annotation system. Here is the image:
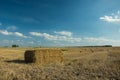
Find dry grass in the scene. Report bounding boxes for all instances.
[0,47,120,80]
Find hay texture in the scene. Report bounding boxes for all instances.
[24,49,63,64]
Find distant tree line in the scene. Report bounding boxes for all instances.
[81,45,112,47]
[12,44,19,47]
[64,45,112,48]
[103,45,112,47]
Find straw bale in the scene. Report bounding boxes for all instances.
[24,49,63,64]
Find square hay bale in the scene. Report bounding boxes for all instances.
[24,49,63,64]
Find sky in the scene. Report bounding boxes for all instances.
[0,0,120,47]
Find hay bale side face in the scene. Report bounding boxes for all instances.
[24,49,63,64]
[24,50,36,63]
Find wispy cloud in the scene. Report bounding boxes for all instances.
[22,17,39,23]
[1,40,10,44]
[30,31,81,43]
[6,26,17,31]
[84,37,110,43]
[11,0,24,5]
[0,22,2,26]
[1,29,120,46]
[0,39,23,46]
[0,30,12,35]
[27,41,35,44]
[16,16,40,23]
[83,37,120,46]
[100,10,120,23]
[54,31,72,37]
[14,32,28,38]
[119,29,120,32]
[0,30,29,38]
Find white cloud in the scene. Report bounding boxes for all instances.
[0,30,12,35]
[100,10,120,23]
[0,30,29,38]
[14,32,28,38]
[30,31,81,43]
[29,32,43,37]
[54,31,72,36]
[100,15,120,22]
[30,32,58,40]
[7,26,17,31]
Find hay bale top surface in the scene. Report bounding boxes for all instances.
[34,48,60,50]
[35,49,62,55]
[25,48,61,52]
[27,48,62,53]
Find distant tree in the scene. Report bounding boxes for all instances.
[12,44,19,47]
[103,45,112,47]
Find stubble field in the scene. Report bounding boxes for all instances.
[0,47,120,80]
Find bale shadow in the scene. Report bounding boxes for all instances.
[5,59,25,64]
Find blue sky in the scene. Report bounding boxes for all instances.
[0,0,120,47]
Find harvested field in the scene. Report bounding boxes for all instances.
[0,47,120,80]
